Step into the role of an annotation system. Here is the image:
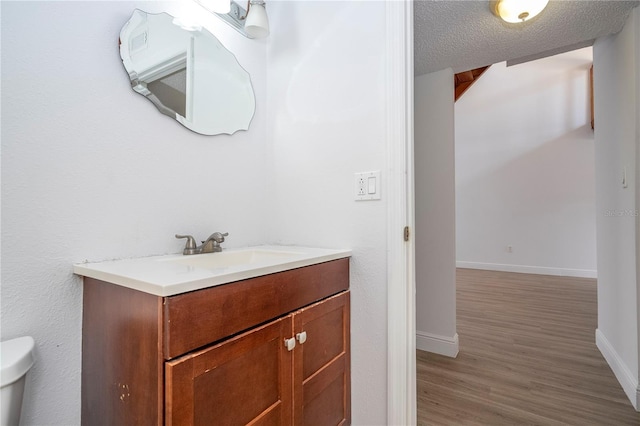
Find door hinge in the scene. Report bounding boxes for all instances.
[403,226,410,242]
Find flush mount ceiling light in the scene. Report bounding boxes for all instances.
[195,0,269,39]
[492,0,549,23]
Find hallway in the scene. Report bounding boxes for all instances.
[417,269,640,425]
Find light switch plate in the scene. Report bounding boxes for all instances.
[354,171,381,201]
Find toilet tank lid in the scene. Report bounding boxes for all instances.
[1,336,35,387]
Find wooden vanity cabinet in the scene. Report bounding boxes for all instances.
[82,258,350,426]
[165,292,350,426]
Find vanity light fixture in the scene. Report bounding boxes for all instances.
[244,1,269,38]
[195,0,270,39]
[196,0,231,14]
[492,0,549,23]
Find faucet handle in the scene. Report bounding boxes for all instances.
[175,234,197,255]
[208,232,229,243]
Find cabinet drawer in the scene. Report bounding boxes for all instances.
[163,258,349,359]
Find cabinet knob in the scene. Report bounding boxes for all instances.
[284,337,296,351]
[296,331,307,344]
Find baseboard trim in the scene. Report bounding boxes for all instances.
[416,331,459,358]
[595,329,640,410]
[456,261,597,279]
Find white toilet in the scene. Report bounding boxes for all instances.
[1,337,35,426]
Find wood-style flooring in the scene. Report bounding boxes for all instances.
[417,268,640,425]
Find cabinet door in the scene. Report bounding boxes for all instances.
[293,292,350,426]
[165,315,294,426]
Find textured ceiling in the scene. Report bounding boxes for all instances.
[414,0,640,75]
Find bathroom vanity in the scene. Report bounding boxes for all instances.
[75,246,351,425]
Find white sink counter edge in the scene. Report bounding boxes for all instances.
[73,245,352,297]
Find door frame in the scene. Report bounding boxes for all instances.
[385,0,415,424]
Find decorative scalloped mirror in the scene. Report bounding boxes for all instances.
[119,10,256,136]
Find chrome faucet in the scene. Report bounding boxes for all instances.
[175,232,229,255]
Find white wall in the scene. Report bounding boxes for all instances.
[414,69,458,357]
[593,5,640,410]
[265,2,389,423]
[1,2,268,424]
[455,48,597,278]
[2,1,396,425]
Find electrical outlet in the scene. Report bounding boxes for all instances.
[357,177,367,196]
[354,171,381,201]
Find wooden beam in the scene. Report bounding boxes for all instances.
[454,66,490,101]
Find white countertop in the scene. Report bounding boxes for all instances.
[73,245,351,297]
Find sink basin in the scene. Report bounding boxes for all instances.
[158,248,303,269]
[74,245,351,297]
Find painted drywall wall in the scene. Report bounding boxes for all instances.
[593,6,640,409]
[265,1,389,423]
[1,2,268,424]
[3,1,399,424]
[455,48,597,278]
[414,69,458,357]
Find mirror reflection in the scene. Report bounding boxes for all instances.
[119,10,256,136]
